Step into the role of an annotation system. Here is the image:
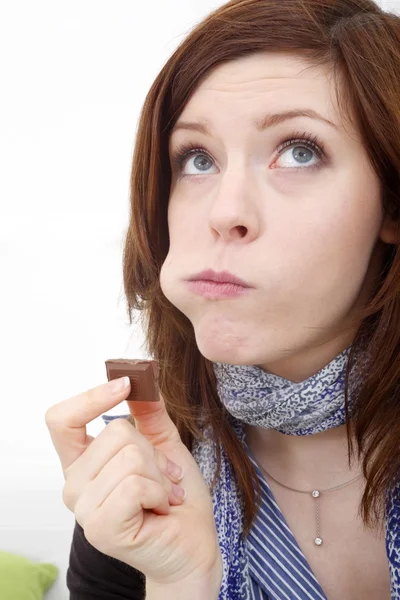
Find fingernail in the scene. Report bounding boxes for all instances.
[109,376,130,394]
[172,484,186,500]
[167,460,183,481]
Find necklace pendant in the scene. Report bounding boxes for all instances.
[314,537,323,546]
[312,490,320,498]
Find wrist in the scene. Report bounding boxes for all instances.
[146,570,221,600]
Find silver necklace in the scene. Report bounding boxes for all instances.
[253,458,363,546]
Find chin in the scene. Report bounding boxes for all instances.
[195,333,260,366]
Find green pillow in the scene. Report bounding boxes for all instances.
[0,550,58,600]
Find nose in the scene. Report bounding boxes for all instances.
[208,168,260,243]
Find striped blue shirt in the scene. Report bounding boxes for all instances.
[246,450,327,600]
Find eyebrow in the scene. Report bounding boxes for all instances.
[170,108,338,136]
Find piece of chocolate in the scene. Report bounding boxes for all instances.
[105,359,160,402]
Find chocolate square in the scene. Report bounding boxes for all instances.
[105,359,160,402]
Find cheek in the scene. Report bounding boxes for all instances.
[167,188,206,241]
[269,175,383,306]
[159,259,177,311]
[322,175,383,263]
[159,254,174,294]
[159,252,190,314]
[160,196,196,305]
[297,167,381,251]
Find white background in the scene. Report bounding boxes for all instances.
[0,0,398,596]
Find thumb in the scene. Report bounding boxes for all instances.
[128,394,207,501]
[127,392,182,449]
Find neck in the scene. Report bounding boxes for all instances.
[244,422,361,489]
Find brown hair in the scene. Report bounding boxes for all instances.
[122,0,400,534]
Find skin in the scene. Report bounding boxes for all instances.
[159,51,399,486]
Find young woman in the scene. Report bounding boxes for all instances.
[45,0,400,598]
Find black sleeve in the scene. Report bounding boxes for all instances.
[67,520,146,599]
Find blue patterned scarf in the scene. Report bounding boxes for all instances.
[190,344,400,599]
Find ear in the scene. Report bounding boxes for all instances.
[379,213,400,245]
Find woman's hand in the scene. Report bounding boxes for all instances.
[45,376,222,592]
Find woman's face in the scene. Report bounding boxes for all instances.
[160,52,396,382]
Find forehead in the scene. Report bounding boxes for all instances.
[175,52,345,130]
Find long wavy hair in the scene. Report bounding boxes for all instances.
[122,0,400,534]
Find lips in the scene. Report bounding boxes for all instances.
[187,269,251,288]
